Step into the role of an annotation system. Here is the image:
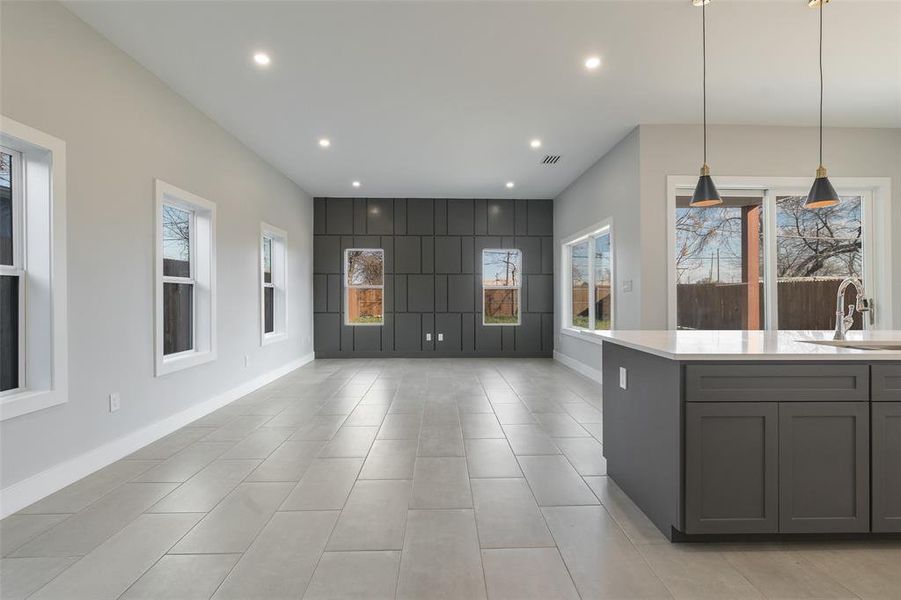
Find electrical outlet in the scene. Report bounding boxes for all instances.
[437,333,444,341]
[619,367,628,390]
[109,393,121,413]
[426,333,432,341]
[244,355,250,368]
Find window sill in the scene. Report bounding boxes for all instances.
[155,349,216,377]
[0,388,67,422]
[560,327,608,346]
[261,332,288,346]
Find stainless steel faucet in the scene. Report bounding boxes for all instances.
[833,276,870,340]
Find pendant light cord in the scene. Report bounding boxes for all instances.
[818,1,824,168]
[702,0,707,166]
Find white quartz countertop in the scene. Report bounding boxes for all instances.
[592,330,901,361]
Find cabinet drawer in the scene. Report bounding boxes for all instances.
[685,364,869,402]
[873,364,901,401]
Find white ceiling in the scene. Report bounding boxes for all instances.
[64,0,900,199]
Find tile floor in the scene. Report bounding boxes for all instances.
[2,358,901,599]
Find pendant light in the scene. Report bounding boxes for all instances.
[804,0,840,208]
[690,0,722,207]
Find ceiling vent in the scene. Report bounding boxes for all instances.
[541,155,561,165]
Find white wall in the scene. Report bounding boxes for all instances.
[0,1,313,491]
[553,128,640,376]
[554,124,901,375]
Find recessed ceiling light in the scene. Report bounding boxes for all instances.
[318,138,331,148]
[253,52,271,66]
[530,139,542,149]
[584,56,601,70]
[505,181,515,189]
[352,181,361,188]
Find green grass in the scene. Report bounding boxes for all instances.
[572,316,589,328]
[350,315,383,324]
[485,314,519,325]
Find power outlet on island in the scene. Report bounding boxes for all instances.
[244,354,250,368]
[109,392,121,413]
[619,367,628,390]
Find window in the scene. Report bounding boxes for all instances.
[668,176,892,331]
[345,248,384,325]
[482,249,521,326]
[1,117,69,421]
[260,223,287,344]
[1,148,23,394]
[155,180,216,376]
[563,223,613,331]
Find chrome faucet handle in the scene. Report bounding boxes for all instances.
[842,304,856,333]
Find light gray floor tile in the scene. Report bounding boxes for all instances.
[518,455,598,506]
[28,513,201,600]
[201,415,273,442]
[396,509,486,600]
[303,551,400,600]
[0,557,78,600]
[344,404,389,427]
[219,427,294,459]
[482,548,580,600]
[493,403,536,424]
[519,397,567,414]
[360,439,418,479]
[377,413,422,439]
[245,440,325,482]
[486,390,522,404]
[281,458,363,510]
[318,426,378,458]
[471,478,554,548]
[581,421,604,442]
[636,544,764,599]
[263,404,322,428]
[465,439,522,478]
[542,505,672,599]
[291,415,347,440]
[584,476,669,544]
[554,436,607,475]
[723,548,859,599]
[149,459,260,513]
[562,401,604,424]
[12,483,177,557]
[327,479,412,551]
[388,398,426,414]
[119,553,239,600]
[19,460,159,514]
[126,427,217,460]
[0,515,70,557]
[462,413,505,438]
[417,424,465,457]
[132,442,234,483]
[411,457,472,509]
[535,413,589,437]
[170,482,292,553]
[502,424,560,455]
[317,396,361,416]
[212,511,338,600]
[800,543,901,600]
[456,396,494,413]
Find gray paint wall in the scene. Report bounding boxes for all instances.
[0,1,313,489]
[314,198,554,357]
[554,124,901,376]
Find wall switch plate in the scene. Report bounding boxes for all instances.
[244,355,250,368]
[109,393,121,413]
[426,333,432,341]
[619,367,628,390]
[622,280,633,293]
[437,333,444,341]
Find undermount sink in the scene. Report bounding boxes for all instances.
[802,340,901,351]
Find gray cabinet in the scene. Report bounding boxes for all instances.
[873,402,901,532]
[873,365,901,401]
[685,364,869,402]
[778,402,869,533]
[685,402,779,534]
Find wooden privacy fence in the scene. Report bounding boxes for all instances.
[677,278,862,330]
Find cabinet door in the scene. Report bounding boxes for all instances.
[685,402,779,534]
[873,402,901,532]
[779,402,869,533]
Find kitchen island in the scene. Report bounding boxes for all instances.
[591,329,901,540]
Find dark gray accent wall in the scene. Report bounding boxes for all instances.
[313,198,554,357]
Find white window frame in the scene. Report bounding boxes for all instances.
[666,175,893,331]
[344,248,385,326]
[154,179,216,376]
[1,147,26,398]
[481,248,523,327]
[260,222,288,345]
[0,116,69,422]
[560,219,615,337]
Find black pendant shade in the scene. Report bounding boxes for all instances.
[805,166,839,208]
[690,165,723,207]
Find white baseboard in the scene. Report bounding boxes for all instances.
[554,350,603,384]
[0,353,315,518]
